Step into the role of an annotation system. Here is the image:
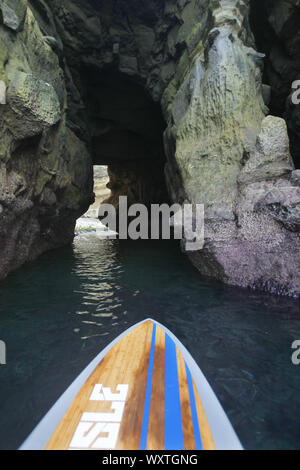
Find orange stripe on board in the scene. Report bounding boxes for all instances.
[147,325,165,450]
[176,347,196,450]
[116,322,153,450]
[46,321,154,450]
[192,380,215,450]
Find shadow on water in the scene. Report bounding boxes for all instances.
[0,233,300,449]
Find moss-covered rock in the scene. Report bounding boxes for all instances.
[0,0,299,297]
[0,2,93,280]
[0,0,27,32]
[7,71,61,138]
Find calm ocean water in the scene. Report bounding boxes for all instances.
[0,232,299,449]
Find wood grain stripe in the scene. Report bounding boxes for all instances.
[192,380,216,450]
[147,325,165,450]
[46,321,153,450]
[176,347,196,450]
[116,322,153,450]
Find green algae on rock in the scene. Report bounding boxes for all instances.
[0,0,299,297]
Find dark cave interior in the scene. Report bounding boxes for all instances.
[79,67,169,209]
[250,0,300,168]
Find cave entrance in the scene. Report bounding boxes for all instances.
[81,68,169,221]
[84,165,111,218]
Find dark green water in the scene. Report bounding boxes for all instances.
[0,232,300,450]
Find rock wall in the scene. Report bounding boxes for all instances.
[0,0,299,297]
[0,0,93,280]
[250,0,300,168]
[162,0,300,297]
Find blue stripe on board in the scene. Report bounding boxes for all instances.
[165,334,184,450]
[185,362,203,450]
[140,323,157,450]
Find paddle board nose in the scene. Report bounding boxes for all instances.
[20,319,243,450]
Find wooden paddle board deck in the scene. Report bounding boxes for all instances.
[20,319,243,450]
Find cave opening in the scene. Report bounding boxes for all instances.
[82,165,111,219]
[249,0,300,168]
[79,68,170,223]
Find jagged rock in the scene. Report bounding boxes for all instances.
[238,116,295,185]
[119,56,139,76]
[43,35,61,53]
[7,71,61,138]
[291,170,300,186]
[262,84,271,106]
[163,1,300,297]
[0,2,19,31]
[0,0,299,298]
[0,0,27,32]
[268,0,296,36]
[255,185,300,232]
[0,4,93,281]
[43,35,57,47]
[250,0,300,167]
[165,20,266,220]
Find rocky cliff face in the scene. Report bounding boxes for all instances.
[0,0,299,297]
[162,0,300,297]
[0,0,93,279]
[250,0,300,168]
